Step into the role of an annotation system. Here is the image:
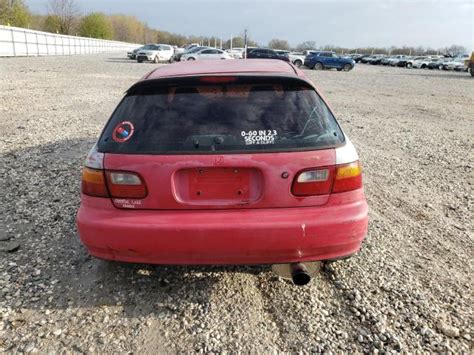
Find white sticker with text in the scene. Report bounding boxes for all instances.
[241,130,277,145]
[113,199,143,209]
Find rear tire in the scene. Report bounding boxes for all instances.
[438,64,443,70]
[470,65,474,77]
[187,57,195,61]
[153,56,159,64]
[406,62,412,68]
[421,64,426,69]
[343,63,352,72]
[293,59,302,68]
[313,62,323,70]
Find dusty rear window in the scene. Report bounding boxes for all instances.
[98,76,344,154]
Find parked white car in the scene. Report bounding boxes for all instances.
[445,57,468,71]
[136,44,174,63]
[181,48,233,61]
[388,55,406,66]
[412,56,441,69]
[127,44,153,60]
[174,43,200,56]
[226,47,245,59]
[289,52,305,67]
[406,56,427,68]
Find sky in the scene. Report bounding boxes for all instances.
[26,0,474,50]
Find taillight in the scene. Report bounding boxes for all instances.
[81,144,147,199]
[105,171,147,199]
[332,161,362,193]
[81,167,109,197]
[292,167,335,196]
[292,161,363,196]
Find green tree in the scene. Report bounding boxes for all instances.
[268,38,290,50]
[295,41,316,52]
[47,0,79,34]
[0,0,31,27]
[79,12,113,39]
[223,35,258,49]
[43,14,62,33]
[109,14,145,43]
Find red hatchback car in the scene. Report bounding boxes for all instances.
[76,59,368,285]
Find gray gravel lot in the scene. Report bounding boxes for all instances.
[0,54,472,353]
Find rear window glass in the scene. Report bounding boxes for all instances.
[98,77,344,154]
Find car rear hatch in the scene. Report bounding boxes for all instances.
[97,75,346,210]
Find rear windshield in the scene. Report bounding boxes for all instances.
[98,76,344,154]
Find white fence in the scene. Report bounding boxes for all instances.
[0,25,142,57]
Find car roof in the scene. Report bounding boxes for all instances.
[141,59,300,81]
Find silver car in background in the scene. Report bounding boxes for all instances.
[181,48,233,61]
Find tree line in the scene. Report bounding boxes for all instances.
[0,0,210,44]
[0,0,468,55]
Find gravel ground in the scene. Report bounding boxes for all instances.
[0,54,472,353]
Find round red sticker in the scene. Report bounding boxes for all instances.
[112,121,135,143]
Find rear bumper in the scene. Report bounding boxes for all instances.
[76,190,368,265]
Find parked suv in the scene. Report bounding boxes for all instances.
[136,44,174,63]
[76,59,368,286]
[304,51,355,71]
[127,45,154,60]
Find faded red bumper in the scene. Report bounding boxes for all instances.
[76,189,368,265]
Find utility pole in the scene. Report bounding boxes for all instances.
[230,36,233,51]
[244,29,248,59]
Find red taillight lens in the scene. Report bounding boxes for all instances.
[292,167,335,196]
[332,161,363,193]
[105,171,147,199]
[292,161,363,196]
[81,167,109,197]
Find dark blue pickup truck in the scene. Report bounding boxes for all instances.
[304,51,355,71]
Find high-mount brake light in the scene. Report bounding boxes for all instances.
[199,76,238,83]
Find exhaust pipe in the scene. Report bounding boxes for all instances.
[271,261,320,286]
[290,263,311,286]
